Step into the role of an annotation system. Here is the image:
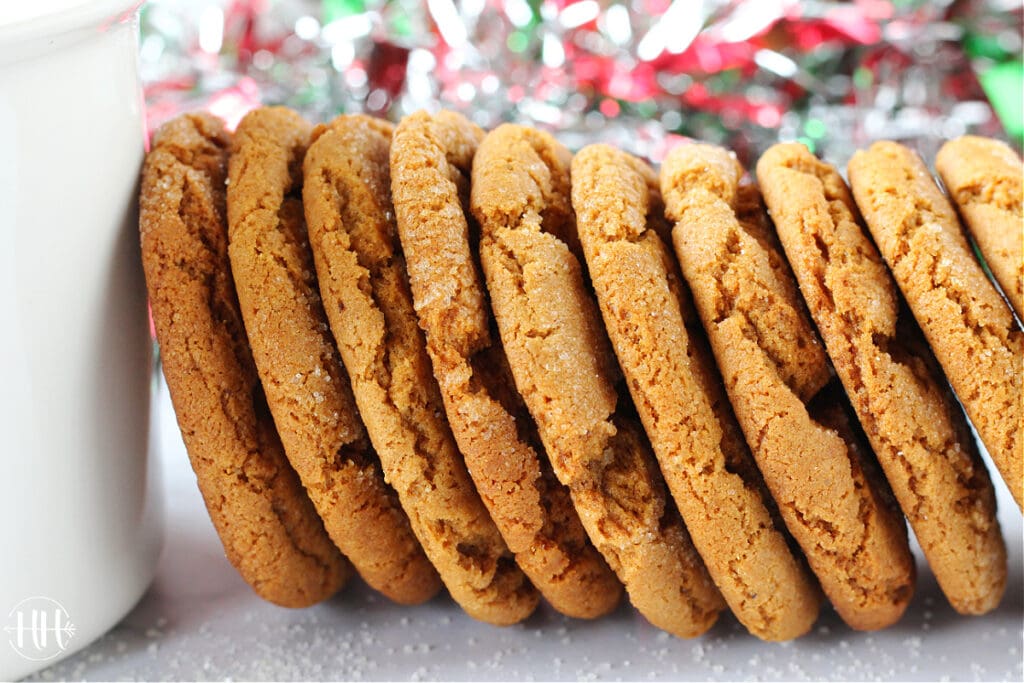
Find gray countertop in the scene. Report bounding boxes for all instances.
[28,377,1024,681]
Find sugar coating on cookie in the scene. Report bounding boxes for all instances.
[389,110,625,622]
[140,112,350,607]
[303,114,547,624]
[936,136,1023,321]
[848,141,1023,510]
[758,142,1007,615]
[571,143,820,641]
[472,125,726,638]
[662,143,916,631]
[226,106,439,605]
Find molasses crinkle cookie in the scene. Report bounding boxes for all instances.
[227,106,441,605]
[848,141,1023,510]
[571,143,820,641]
[662,143,916,631]
[936,135,1023,320]
[140,112,350,607]
[758,142,1007,615]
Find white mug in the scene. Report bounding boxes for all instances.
[0,1,161,678]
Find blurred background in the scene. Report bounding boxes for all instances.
[138,0,1022,167]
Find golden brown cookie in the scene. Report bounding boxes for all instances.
[936,135,1023,320]
[140,112,350,608]
[389,110,623,623]
[848,141,1023,510]
[571,143,820,641]
[757,142,1007,615]
[471,126,725,639]
[303,113,542,625]
[662,143,916,631]
[226,106,440,605]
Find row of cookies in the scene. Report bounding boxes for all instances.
[140,106,1021,642]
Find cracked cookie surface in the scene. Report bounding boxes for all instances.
[140,112,350,607]
[571,143,820,641]
[758,142,1007,615]
[848,141,1023,509]
[389,110,624,622]
[663,143,916,631]
[472,125,725,638]
[304,114,543,624]
[227,106,438,605]
[936,135,1023,320]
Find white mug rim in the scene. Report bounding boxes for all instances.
[0,0,144,49]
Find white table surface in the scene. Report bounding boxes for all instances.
[28,374,1024,681]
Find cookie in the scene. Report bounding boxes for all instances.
[471,125,726,638]
[303,114,542,625]
[571,143,820,641]
[662,143,916,631]
[140,112,350,607]
[936,136,1023,320]
[389,110,623,622]
[848,141,1023,510]
[226,106,440,605]
[757,142,1007,615]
